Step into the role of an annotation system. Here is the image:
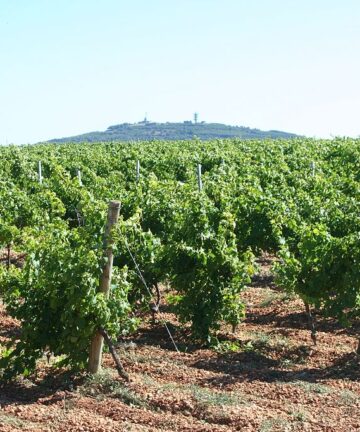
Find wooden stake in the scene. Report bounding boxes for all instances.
[197,164,203,191]
[88,201,121,374]
[6,243,11,269]
[76,169,82,186]
[136,160,140,182]
[310,161,315,177]
[305,302,317,345]
[38,161,43,184]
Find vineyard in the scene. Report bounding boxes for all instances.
[0,138,359,431]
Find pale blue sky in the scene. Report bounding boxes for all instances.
[1,0,359,144]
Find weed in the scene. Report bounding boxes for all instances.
[290,381,333,395]
[158,382,247,408]
[259,291,294,308]
[290,408,308,422]
[254,332,272,346]
[120,349,148,364]
[279,381,334,395]
[0,412,34,428]
[80,369,145,407]
[0,342,7,356]
[244,331,290,351]
[272,335,290,349]
[339,389,359,406]
[214,340,242,353]
[139,373,158,387]
[241,331,271,349]
[113,386,145,407]
[280,358,295,368]
[259,417,289,432]
[188,384,244,407]
[243,340,255,352]
[159,382,179,392]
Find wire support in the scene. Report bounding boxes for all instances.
[123,239,180,353]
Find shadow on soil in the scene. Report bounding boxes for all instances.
[249,273,276,289]
[0,324,20,339]
[192,350,360,386]
[245,309,360,336]
[130,320,198,353]
[0,370,82,407]
[1,302,358,410]
[129,319,360,385]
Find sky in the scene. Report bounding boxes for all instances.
[0,0,359,144]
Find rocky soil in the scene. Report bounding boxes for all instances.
[0,257,359,431]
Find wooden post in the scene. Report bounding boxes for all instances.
[88,201,121,374]
[136,160,140,182]
[38,161,43,184]
[6,243,11,269]
[197,164,203,191]
[76,169,82,186]
[305,302,317,345]
[310,161,315,177]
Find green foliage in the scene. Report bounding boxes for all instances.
[165,191,254,340]
[113,209,165,308]
[1,137,360,378]
[0,216,135,379]
[276,225,360,324]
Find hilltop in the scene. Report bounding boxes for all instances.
[48,121,299,143]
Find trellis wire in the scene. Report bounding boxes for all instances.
[123,239,180,353]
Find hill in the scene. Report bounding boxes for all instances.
[48,121,299,142]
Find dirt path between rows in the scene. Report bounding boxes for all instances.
[0,259,359,431]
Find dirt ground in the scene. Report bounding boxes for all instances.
[0,257,359,432]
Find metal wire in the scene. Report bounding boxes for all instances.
[123,239,180,353]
